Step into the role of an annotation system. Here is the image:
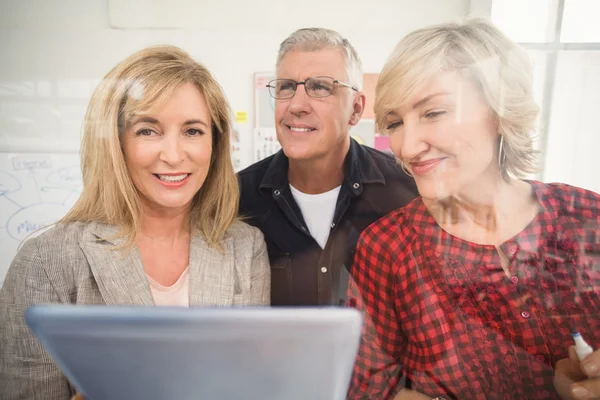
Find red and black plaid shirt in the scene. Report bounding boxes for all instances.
[347,181,600,400]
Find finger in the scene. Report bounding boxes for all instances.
[72,394,85,400]
[581,349,600,378]
[557,350,587,382]
[572,346,583,363]
[571,379,600,399]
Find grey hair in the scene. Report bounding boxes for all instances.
[276,28,363,90]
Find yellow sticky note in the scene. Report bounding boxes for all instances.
[235,111,248,124]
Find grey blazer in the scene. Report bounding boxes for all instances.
[0,220,270,400]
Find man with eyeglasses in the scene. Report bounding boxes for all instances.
[237,28,417,306]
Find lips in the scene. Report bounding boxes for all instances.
[409,158,446,175]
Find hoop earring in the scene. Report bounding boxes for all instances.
[498,135,506,170]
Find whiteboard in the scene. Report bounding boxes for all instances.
[0,153,82,286]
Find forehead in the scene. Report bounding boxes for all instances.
[277,48,347,80]
[126,82,210,122]
[417,71,463,98]
[409,71,480,107]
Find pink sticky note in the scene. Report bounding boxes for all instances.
[374,135,390,151]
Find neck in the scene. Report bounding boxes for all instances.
[288,137,350,194]
[138,203,191,243]
[424,176,532,236]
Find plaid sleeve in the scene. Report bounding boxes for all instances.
[346,222,405,400]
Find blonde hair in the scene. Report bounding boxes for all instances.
[276,28,363,90]
[60,45,239,248]
[376,18,539,181]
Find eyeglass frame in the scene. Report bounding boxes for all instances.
[266,76,358,99]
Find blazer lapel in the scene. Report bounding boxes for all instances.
[79,223,154,306]
[188,233,235,306]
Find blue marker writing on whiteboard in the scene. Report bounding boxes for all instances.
[572,332,594,360]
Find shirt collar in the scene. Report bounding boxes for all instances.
[259,138,386,192]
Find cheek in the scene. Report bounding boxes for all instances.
[457,119,497,159]
[123,141,155,171]
[274,103,286,120]
[426,121,464,154]
[432,115,493,157]
[389,132,402,156]
[188,140,213,166]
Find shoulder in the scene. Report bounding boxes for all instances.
[237,154,276,189]
[18,221,92,256]
[223,219,265,252]
[236,155,279,221]
[361,145,419,196]
[362,145,396,165]
[7,222,94,296]
[362,146,400,175]
[358,204,415,249]
[537,181,600,222]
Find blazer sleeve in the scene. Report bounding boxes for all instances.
[0,238,73,400]
[248,228,271,306]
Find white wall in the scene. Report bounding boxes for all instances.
[0,0,469,168]
[542,51,600,194]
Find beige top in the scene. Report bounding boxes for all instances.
[147,267,190,307]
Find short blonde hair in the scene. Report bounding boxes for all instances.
[276,28,363,90]
[376,18,539,181]
[61,45,238,248]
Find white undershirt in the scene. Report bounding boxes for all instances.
[146,267,190,307]
[290,184,341,249]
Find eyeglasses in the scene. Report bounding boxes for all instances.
[266,76,358,99]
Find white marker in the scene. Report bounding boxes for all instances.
[572,332,594,360]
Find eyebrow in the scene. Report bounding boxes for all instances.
[412,92,450,109]
[132,116,209,128]
[384,92,451,120]
[133,116,159,124]
[182,119,209,128]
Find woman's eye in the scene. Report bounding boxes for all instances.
[136,128,155,136]
[386,120,403,130]
[425,110,446,118]
[186,128,204,136]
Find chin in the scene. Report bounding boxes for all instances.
[144,195,195,213]
[415,179,453,201]
[282,144,319,161]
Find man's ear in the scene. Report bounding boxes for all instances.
[349,91,366,126]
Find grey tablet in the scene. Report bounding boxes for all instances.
[25,305,363,400]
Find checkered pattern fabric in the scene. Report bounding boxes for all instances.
[347,181,600,400]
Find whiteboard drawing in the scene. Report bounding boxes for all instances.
[0,153,82,286]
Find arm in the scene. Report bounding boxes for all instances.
[248,228,270,305]
[0,238,73,400]
[346,230,405,400]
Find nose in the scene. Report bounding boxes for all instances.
[389,119,429,163]
[159,132,185,165]
[286,84,312,116]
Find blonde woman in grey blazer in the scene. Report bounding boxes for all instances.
[0,46,270,400]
